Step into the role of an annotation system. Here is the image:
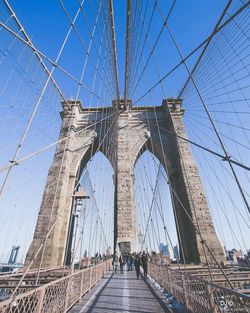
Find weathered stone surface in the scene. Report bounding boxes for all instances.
[25,99,224,268]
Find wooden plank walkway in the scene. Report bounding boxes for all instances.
[69,270,170,313]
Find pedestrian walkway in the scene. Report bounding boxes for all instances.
[69,270,170,313]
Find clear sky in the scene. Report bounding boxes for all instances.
[0,0,249,263]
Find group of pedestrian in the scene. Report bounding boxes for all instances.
[113,251,149,279]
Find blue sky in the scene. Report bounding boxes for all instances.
[5,0,228,98]
[0,0,249,263]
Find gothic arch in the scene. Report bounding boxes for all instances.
[26,100,225,268]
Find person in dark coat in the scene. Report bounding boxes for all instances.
[134,255,141,279]
[141,251,148,277]
[119,255,124,274]
[114,255,119,273]
[129,254,134,271]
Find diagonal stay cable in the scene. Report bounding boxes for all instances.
[57,0,114,99]
[91,0,117,98]
[75,0,104,100]
[177,0,233,99]
[141,164,161,250]
[148,121,250,171]
[108,0,120,99]
[130,0,177,99]
[90,0,117,98]
[9,110,119,299]
[77,0,117,99]
[86,169,109,249]
[0,4,98,197]
[126,0,143,98]
[128,0,156,97]
[137,31,232,281]
[124,0,132,100]
[0,21,100,98]
[164,21,250,214]
[2,0,66,101]
[149,155,234,289]
[127,0,148,95]
[0,111,118,173]
[133,0,250,105]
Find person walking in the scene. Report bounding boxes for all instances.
[141,251,148,277]
[134,255,141,279]
[129,254,134,271]
[119,255,124,274]
[127,253,131,271]
[114,255,119,273]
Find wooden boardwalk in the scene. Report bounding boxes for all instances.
[69,270,170,313]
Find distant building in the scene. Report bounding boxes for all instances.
[227,249,242,262]
[0,245,21,273]
[159,243,174,259]
[159,243,167,256]
[173,244,180,261]
[106,246,112,256]
[8,246,20,264]
[227,249,250,265]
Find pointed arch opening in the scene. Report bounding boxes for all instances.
[65,150,114,265]
[134,149,180,262]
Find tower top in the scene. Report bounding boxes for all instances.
[162,98,184,114]
[61,100,82,111]
[112,98,132,110]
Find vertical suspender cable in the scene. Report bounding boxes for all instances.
[0,2,85,197]
[165,23,250,215]
[124,0,132,100]
[108,0,120,100]
[177,0,233,99]
[2,0,66,101]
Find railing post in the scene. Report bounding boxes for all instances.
[89,267,93,290]
[162,267,167,290]
[181,273,189,309]
[166,266,173,294]
[64,277,71,312]
[36,286,45,313]
[158,265,162,286]
[80,271,84,297]
[205,283,216,313]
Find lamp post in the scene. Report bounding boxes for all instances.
[67,186,89,268]
[138,230,144,251]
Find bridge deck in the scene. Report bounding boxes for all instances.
[69,270,169,313]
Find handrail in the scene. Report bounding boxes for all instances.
[148,262,250,312]
[155,262,250,300]
[0,259,112,313]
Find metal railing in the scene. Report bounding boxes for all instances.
[0,259,112,313]
[148,262,250,312]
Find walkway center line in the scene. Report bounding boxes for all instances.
[122,269,130,312]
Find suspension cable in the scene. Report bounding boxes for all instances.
[133,0,250,105]
[2,0,66,101]
[177,0,233,99]
[0,22,100,98]
[108,0,120,99]
[124,0,131,100]
[164,21,250,215]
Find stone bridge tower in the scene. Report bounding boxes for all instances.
[25,99,225,268]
